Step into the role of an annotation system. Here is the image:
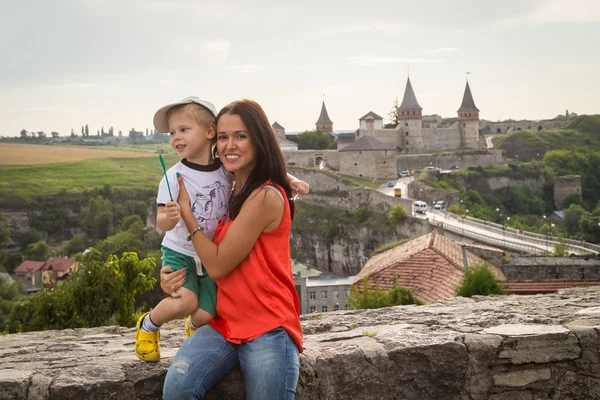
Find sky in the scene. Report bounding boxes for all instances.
[0,0,599,136]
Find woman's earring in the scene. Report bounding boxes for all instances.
[212,143,219,159]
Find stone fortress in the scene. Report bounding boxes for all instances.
[270,76,506,180]
[353,77,483,152]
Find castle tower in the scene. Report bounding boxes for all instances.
[316,100,333,133]
[397,77,423,151]
[457,81,480,148]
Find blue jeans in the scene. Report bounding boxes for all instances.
[163,325,300,400]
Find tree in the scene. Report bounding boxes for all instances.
[563,204,587,236]
[20,129,28,138]
[24,241,49,261]
[51,132,59,138]
[385,98,399,128]
[63,234,88,256]
[296,129,333,150]
[0,213,11,249]
[456,262,504,297]
[0,275,25,332]
[82,196,114,241]
[5,250,156,333]
[85,124,89,136]
[36,131,46,139]
[388,204,407,224]
[81,126,84,135]
[349,275,420,310]
[18,229,43,251]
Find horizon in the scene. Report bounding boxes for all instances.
[1,0,599,137]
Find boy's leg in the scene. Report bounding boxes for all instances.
[186,265,218,336]
[163,325,238,400]
[136,247,199,362]
[238,327,300,400]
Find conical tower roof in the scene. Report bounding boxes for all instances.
[398,77,422,111]
[316,101,333,125]
[457,82,479,112]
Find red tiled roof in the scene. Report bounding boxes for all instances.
[14,260,45,273]
[41,257,75,272]
[353,232,505,304]
[504,280,600,295]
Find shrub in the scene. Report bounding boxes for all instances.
[456,262,505,297]
[388,204,407,224]
[349,275,421,310]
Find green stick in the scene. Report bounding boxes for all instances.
[159,154,173,200]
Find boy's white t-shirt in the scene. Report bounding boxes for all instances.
[157,159,233,270]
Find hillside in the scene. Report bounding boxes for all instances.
[493,115,600,161]
[0,154,179,209]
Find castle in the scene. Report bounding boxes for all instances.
[352,77,483,152]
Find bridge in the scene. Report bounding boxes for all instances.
[426,211,599,256]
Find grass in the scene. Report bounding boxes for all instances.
[0,143,157,166]
[0,154,180,201]
[337,173,386,189]
[362,330,377,337]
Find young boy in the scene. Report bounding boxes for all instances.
[136,96,308,362]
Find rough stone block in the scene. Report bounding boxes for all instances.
[484,324,580,364]
[0,370,32,400]
[493,368,551,387]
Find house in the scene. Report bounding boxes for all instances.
[305,276,355,313]
[14,260,45,292]
[352,232,505,304]
[40,257,76,285]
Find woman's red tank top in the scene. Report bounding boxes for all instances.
[209,182,303,352]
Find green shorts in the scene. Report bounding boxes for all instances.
[161,246,217,317]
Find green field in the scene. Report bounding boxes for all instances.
[0,154,180,205]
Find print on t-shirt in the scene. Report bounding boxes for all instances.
[192,181,228,231]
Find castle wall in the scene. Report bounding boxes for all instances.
[284,150,340,170]
[358,129,397,148]
[460,120,482,148]
[421,125,461,150]
[395,150,505,172]
[554,175,582,209]
[484,120,568,134]
[339,150,397,180]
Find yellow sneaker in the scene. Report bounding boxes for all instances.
[135,312,160,362]
[185,316,196,337]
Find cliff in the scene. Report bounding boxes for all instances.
[4,287,600,399]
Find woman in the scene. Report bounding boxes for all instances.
[162,99,303,400]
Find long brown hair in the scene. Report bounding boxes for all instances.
[217,99,295,220]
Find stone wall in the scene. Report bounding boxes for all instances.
[554,175,582,209]
[284,150,340,170]
[338,150,397,181]
[4,287,600,399]
[483,120,568,134]
[421,125,461,150]
[501,256,600,280]
[395,150,505,172]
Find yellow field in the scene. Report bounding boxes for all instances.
[0,143,156,165]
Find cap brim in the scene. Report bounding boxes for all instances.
[153,102,180,134]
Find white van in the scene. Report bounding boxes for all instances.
[413,201,427,214]
[434,201,445,210]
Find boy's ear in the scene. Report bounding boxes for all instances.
[206,123,216,139]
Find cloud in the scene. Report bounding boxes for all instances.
[350,56,445,67]
[495,0,600,27]
[421,47,459,54]
[333,21,419,33]
[223,64,275,74]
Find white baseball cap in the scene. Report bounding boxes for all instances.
[153,96,218,133]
